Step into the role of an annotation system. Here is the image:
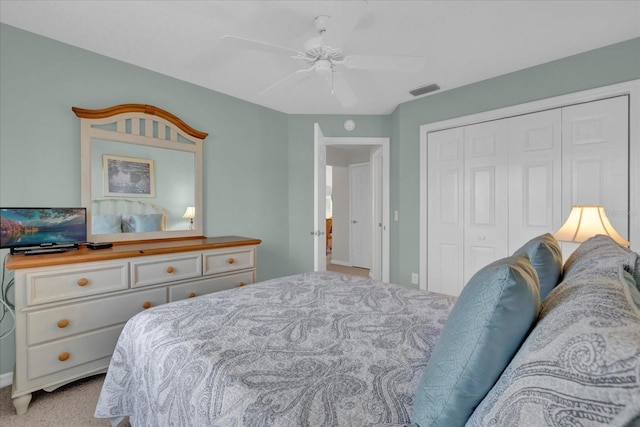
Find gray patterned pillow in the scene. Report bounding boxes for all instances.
[466,262,640,426]
[632,255,640,294]
[562,235,636,281]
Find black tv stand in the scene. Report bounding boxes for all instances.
[11,243,79,255]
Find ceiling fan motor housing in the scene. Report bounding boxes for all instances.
[304,15,343,66]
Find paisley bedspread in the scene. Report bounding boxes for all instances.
[94,272,456,426]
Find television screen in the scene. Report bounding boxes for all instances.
[0,208,87,249]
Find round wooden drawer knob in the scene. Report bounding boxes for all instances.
[58,352,70,362]
[228,258,235,264]
[77,278,89,287]
[188,292,196,298]
[166,266,175,273]
[57,319,69,329]
[142,301,152,309]
[238,282,246,287]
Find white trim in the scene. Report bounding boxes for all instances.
[329,259,351,267]
[0,371,12,388]
[320,136,391,282]
[419,80,640,291]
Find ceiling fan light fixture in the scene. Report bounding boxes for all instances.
[315,59,332,76]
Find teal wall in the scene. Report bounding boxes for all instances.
[1,22,638,377]
[391,36,640,288]
[0,24,291,375]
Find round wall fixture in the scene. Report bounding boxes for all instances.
[344,119,355,131]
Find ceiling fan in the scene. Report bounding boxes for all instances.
[220,14,426,107]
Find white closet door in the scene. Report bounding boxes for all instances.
[508,109,562,251]
[562,96,629,255]
[427,127,464,295]
[464,119,509,284]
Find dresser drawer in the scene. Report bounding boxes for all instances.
[203,247,255,276]
[27,324,124,380]
[168,271,255,302]
[27,287,166,346]
[25,261,128,306]
[131,253,202,288]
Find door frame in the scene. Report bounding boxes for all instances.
[371,147,383,280]
[419,80,640,291]
[314,127,390,282]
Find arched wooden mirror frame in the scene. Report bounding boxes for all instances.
[73,104,207,243]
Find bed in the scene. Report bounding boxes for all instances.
[94,271,456,426]
[91,198,167,234]
[94,234,640,426]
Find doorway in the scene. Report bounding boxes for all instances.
[313,123,390,282]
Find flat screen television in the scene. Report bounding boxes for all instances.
[0,207,87,250]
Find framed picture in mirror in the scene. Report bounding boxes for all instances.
[103,154,155,198]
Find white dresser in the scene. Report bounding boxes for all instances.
[6,236,260,415]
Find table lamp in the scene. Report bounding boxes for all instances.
[182,206,196,230]
[554,205,629,246]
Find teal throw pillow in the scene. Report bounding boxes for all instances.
[513,233,563,300]
[92,214,122,234]
[413,255,540,427]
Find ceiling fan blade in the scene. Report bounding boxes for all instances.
[342,54,426,72]
[329,72,358,107]
[260,66,315,96]
[321,1,368,49]
[220,35,302,57]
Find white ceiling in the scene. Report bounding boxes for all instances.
[1,1,639,115]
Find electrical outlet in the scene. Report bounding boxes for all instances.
[411,273,419,285]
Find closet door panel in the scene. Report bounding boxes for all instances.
[464,120,509,284]
[427,127,464,295]
[508,109,562,251]
[562,96,629,249]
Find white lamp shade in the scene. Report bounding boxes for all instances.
[182,206,196,219]
[554,205,629,246]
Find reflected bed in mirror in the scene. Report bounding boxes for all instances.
[92,198,167,234]
[74,104,208,243]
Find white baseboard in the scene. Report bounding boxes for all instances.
[0,371,12,388]
[329,259,351,267]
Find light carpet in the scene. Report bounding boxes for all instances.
[0,374,129,427]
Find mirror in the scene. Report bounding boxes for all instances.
[74,104,207,243]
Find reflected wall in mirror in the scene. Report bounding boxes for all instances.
[74,104,208,243]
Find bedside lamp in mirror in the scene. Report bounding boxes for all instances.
[183,206,196,230]
[554,205,630,246]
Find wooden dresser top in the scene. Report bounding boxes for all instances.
[6,236,261,270]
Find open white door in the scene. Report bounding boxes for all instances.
[314,123,327,271]
[313,128,390,282]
